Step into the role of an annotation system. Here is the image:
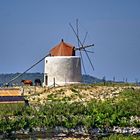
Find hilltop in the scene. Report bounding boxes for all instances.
[23,83,138,105]
[0,73,102,86]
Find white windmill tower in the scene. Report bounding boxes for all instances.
[44,39,82,87]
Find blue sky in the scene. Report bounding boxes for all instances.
[0,0,140,82]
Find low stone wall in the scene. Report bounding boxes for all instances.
[1,126,140,139]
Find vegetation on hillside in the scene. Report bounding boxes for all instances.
[0,88,140,138]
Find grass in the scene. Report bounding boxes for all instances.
[0,103,24,116]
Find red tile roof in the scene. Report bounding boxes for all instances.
[50,39,75,56]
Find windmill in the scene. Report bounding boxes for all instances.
[5,20,94,87]
[43,19,94,86]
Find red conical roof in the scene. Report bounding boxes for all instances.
[50,39,75,56]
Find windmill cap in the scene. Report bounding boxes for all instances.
[50,40,75,56]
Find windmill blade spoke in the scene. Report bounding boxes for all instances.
[76,19,86,75]
[81,49,94,53]
[76,19,80,48]
[83,48,94,71]
[69,23,83,47]
[80,51,86,75]
[69,22,94,72]
[82,31,88,45]
[75,44,94,51]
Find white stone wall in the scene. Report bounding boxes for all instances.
[44,56,81,86]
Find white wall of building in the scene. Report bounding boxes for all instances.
[44,56,81,86]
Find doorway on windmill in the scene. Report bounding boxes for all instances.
[45,75,48,85]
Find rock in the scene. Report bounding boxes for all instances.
[112,126,140,135]
[89,128,101,135]
[74,126,88,135]
[54,126,69,134]
[24,128,30,134]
